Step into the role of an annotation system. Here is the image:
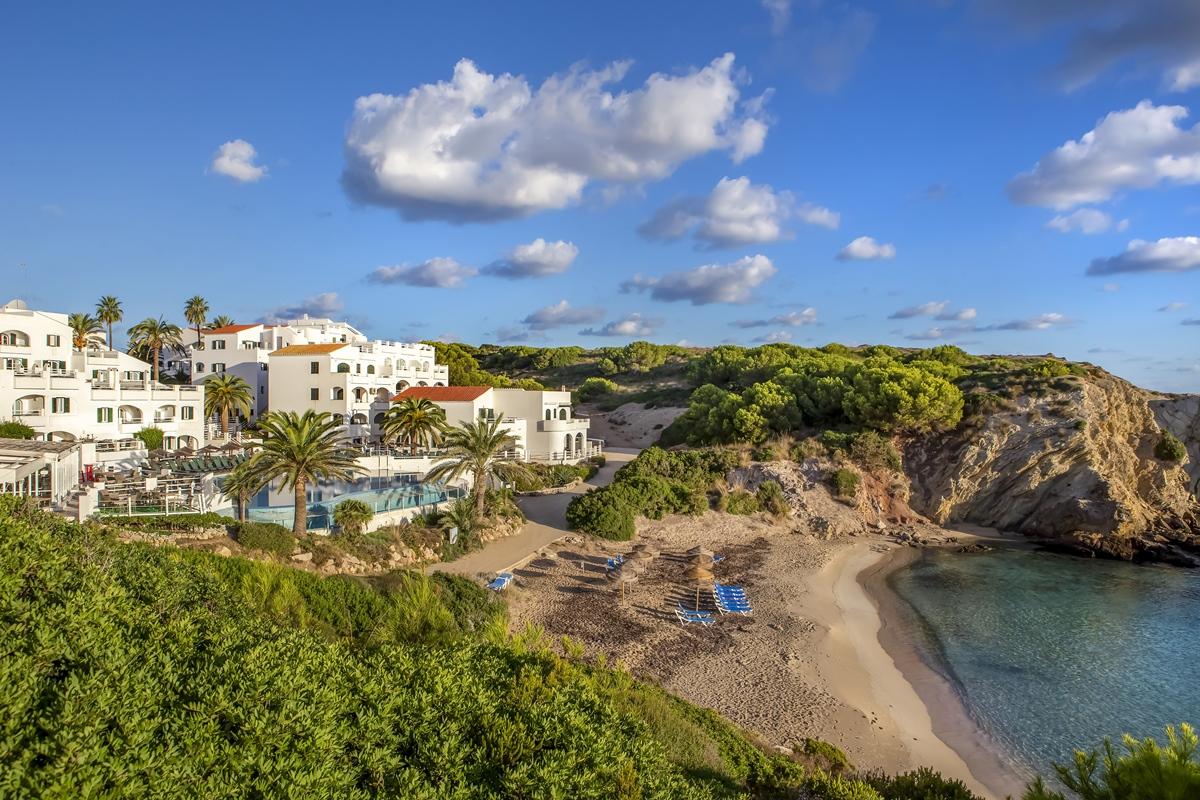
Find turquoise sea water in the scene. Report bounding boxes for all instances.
[888,548,1200,782]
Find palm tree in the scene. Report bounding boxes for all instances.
[425,415,534,520]
[184,295,209,350]
[95,296,122,351]
[210,314,235,329]
[380,397,447,455]
[127,317,183,383]
[203,373,253,436]
[333,498,373,536]
[67,313,104,351]
[242,410,365,537]
[221,461,264,522]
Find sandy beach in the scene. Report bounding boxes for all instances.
[503,508,1021,798]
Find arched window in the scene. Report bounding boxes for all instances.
[354,387,367,402]
[558,408,567,420]
[336,363,350,373]
[373,412,385,424]
[422,361,430,372]
[350,413,368,425]
[367,364,376,374]
[564,433,573,453]
[545,409,552,420]
[0,330,30,347]
[575,432,584,453]
[332,387,345,401]
[395,380,409,392]
[396,359,406,371]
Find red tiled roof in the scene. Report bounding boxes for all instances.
[392,385,489,403]
[205,324,261,335]
[271,343,350,356]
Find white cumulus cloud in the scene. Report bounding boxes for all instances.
[620,254,777,306]
[262,292,342,323]
[210,139,267,183]
[1087,236,1200,275]
[889,301,976,321]
[836,236,896,261]
[483,238,578,279]
[639,176,838,249]
[1045,208,1129,234]
[342,54,769,222]
[1008,101,1200,209]
[732,308,818,328]
[521,300,605,330]
[1159,301,1189,312]
[579,313,664,337]
[367,257,477,288]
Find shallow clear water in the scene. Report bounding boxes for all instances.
[888,548,1200,781]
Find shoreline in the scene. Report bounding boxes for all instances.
[855,543,1030,799]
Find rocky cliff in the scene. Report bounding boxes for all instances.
[904,372,1200,565]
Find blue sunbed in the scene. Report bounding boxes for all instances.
[675,604,716,626]
[487,572,514,591]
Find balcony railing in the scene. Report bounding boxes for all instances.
[12,409,44,417]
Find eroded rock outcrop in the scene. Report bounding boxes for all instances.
[905,374,1200,565]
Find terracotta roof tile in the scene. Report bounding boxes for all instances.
[392,385,489,403]
[271,343,350,356]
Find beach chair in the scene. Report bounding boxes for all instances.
[486,572,514,592]
[675,604,716,626]
[605,555,625,571]
[713,592,753,615]
[712,554,726,564]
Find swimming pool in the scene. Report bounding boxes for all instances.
[223,474,464,530]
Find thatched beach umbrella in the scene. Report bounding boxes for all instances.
[682,565,715,610]
[198,444,222,455]
[606,567,639,599]
[220,440,244,453]
[624,550,654,573]
[688,552,716,568]
[686,546,714,558]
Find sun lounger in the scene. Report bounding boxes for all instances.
[606,555,624,571]
[675,604,716,626]
[486,572,514,591]
[713,592,753,615]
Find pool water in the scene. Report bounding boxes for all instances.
[225,474,461,530]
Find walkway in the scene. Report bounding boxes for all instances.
[428,448,638,577]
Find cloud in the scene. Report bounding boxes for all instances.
[341,54,769,222]
[1045,208,1129,234]
[492,325,537,342]
[367,257,478,288]
[836,236,896,261]
[210,139,267,183]
[639,176,838,249]
[1183,318,1200,326]
[732,308,818,328]
[989,312,1070,331]
[579,313,664,337]
[1159,301,1189,312]
[483,238,578,279]
[1087,236,1200,275]
[977,0,1200,91]
[762,0,791,34]
[262,292,343,323]
[620,254,777,305]
[752,329,794,343]
[521,300,605,330]
[766,3,876,93]
[1102,282,1120,292]
[904,325,977,342]
[889,301,977,321]
[1008,101,1200,209]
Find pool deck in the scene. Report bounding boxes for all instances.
[427,448,638,578]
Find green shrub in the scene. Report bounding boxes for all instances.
[861,767,980,799]
[232,521,297,558]
[725,490,760,515]
[756,480,789,516]
[94,511,232,532]
[850,431,902,472]
[1023,723,1200,800]
[0,419,35,439]
[801,738,852,775]
[832,468,860,498]
[1155,431,1187,462]
[133,425,164,450]
[792,436,828,460]
[332,498,374,535]
[578,376,620,402]
[565,488,636,540]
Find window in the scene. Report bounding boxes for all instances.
[0,331,29,347]
[212,363,226,373]
[51,397,70,413]
[355,363,361,374]
[337,363,350,373]
[96,407,113,423]
[259,386,264,394]
[195,362,205,373]
[332,387,344,400]
[310,388,319,401]
[545,409,552,420]
[310,361,320,374]
[181,406,194,420]
[366,364,375,374]
[259,363,268,371]
[211,339,226,350]
[3,358,28,371]
[46,334,61,347]
[559,408,567,420]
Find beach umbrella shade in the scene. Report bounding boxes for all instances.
[686,546,714,558]
[220,441,244,453]
[198,444,221,454]
[606,568,639,599]
[688,553,716,568]
[175,447,195,457]
[624,551,654,573]
[682,565,715,610]
[630,542,659,557]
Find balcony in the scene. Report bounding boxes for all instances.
[537,417,590,433]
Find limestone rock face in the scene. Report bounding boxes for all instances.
[905,375,1200,564]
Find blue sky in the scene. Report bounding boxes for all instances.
[1,1,1198,390]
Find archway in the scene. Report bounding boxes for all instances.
[575,432,584,453]
[563,433,573,454]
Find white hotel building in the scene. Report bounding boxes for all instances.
[185,316,448,438]
[0,301,205,449]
